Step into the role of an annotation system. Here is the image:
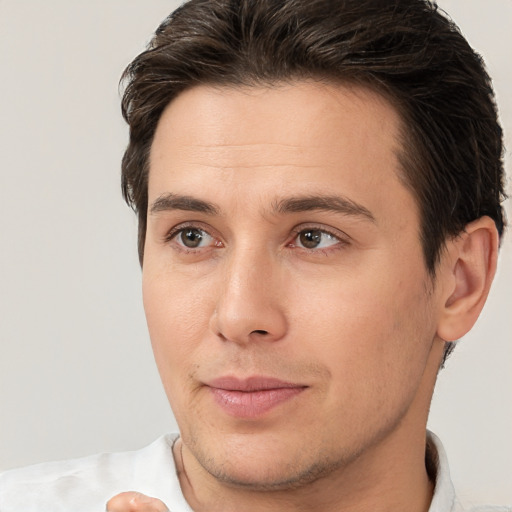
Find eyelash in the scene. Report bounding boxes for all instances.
[164,223,349,254]
[289,225,349,253]
[164,223,220,253]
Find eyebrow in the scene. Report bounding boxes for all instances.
[273,195,376,222]
[149,193,219,215]
[149,192,375,222]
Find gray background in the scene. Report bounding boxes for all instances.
[0,0,510,507]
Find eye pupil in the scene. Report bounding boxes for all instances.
[299,230,322,249]
[181,229,203,248]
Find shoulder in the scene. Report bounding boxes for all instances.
[0,434,180,512]
[426,432,511,512]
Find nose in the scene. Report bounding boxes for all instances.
[209,247,288,345]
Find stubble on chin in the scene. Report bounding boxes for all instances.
[179,410,408,494]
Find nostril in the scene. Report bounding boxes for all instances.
[251,329,269,335]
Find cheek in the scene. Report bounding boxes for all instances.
[142,267,214,379]
[142,268,219,427]
[291,267,434,403]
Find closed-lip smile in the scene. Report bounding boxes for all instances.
[205,376,308,418]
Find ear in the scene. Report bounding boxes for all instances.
[436,216,499,342]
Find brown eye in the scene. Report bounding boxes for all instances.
[299,230,323,249]
[180,228,204,248]
[296,229,340,250]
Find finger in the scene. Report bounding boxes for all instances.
[106,491,170,512]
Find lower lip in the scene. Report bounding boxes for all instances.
[209,387,305,418]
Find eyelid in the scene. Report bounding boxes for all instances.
[164,221,212,241]
[287,224,352,255]
[163,222,223,252]
[290,223,350,242]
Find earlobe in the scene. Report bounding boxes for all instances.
[437,216,499,342]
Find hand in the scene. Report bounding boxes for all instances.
[106,491,170,512]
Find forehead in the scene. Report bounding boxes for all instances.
[147,81,417,228]
[150,80,403,169]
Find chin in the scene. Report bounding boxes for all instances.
[203,456,341,491]
[185,429,349,491]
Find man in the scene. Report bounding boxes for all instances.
[0,1,509,511]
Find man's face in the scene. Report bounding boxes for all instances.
[143,82,444,488]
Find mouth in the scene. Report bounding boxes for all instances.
[205,376,308,419]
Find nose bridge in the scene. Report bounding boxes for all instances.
[211,241,287,343]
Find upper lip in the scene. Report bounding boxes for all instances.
[206,376,306,392]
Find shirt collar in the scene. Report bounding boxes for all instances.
[427,431,464,512]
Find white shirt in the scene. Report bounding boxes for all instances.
[0,432,509,512]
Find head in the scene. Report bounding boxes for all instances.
[121,0,505,364]
[120,0,505,493]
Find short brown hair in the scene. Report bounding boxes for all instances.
[121,0,506,274]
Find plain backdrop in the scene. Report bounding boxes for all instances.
[0,0,510,507]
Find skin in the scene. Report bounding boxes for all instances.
[106,492,169,512]
[112,81,498,512]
